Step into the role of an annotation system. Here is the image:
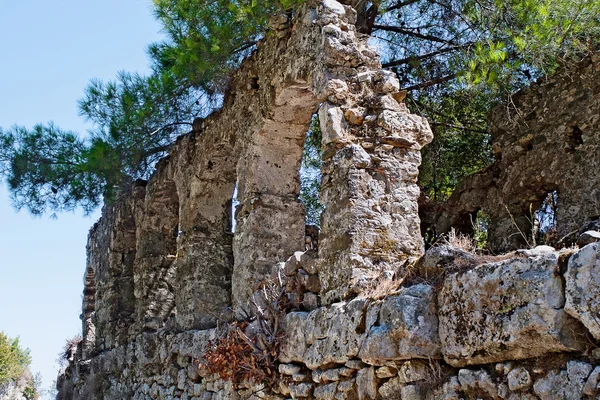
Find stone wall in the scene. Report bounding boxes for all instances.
[58,0,433,398]
[60,243,600,399]
[56,1,600,399]
[422,53,600,252]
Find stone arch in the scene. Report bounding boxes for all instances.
[229,0,434,308]
[171,123,238,330]
[232,84,320,313]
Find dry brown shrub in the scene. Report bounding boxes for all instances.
[58,334,82,367]
[445,228,476,253]
[197,280,290,388]
[199,321,281,386]
[357,271,403,300]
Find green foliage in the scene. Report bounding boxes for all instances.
[0,332,31,386]
[473,210,489,249]
[299,116,324,226]
[150,0,306,89]
[0,0,306,215]
[0,70,206,214]
[78,70,207,182]
[414,88,492,201]
[374,0,600,198]
[2,0,599,215]
[0,125,104,215]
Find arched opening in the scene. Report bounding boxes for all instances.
[232,83,320,314]
[173,125,238,330]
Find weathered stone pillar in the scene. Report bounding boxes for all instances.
[311,2,433,303]
[229,0,433,308]
[80,265,96,360]
[132,161,179,333]
[171,127,238,330]
[232,85,318,313]
[87,188,138,352]
[318,91,433,303]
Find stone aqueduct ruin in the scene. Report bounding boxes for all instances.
[80,0,433,352]
[58,1,600,399]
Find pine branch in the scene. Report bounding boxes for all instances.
[233,41,258,55]
[385,0,420,13]
[148,121,193,136]
[402,73,457,91]
[373,24,458,45]
[382,44,472,68]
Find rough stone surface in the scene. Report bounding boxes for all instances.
[359,284,440,364]
[583,366,600,396]
[578,230,600,247]
[56,2,600,400]
[565,243,600,339]
[423,52,600,253]
[506,367,532,391]
[303,298,369,369]
[356,367,377,400]
[438,252,586,367]
[457,369,498,399]
[532,361,592,400]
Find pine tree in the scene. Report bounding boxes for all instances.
[1,0,598,214]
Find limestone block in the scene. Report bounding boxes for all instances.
[314,382,338,400]
[170,329,216,360]
[356,367,377,400]
[400,385,424,400]
[303,298,369,369]
[377,110,433,150]
[565,243,600,339]
[344,107,366,125]
[322,0,346,16]
[439,253,586,367]
[458,369,498,398]
[279,312,309,363]
[378,377,404,399]
[583,366,600,396]
[302,292,319,311]
[506,367,532,391]
[313,382,338,400]
[375,367,396,379]
[359,285,441,364]
[578,230,600,247]
[533,361,592,400]
[289,382,313,398]
[319,103,348,145]
[284,252,304,276]
[415,245,476,281]
[279,363,302,376]
[313,368,352,383]
[373,70,400,94]
[431,376,461,400]
[397,361,429,384]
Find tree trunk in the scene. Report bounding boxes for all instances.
[340,0,378,34]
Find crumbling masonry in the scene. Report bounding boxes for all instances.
[421,53,600,252]
[58,1,600,399]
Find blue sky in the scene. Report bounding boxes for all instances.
[0,1,161,396]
